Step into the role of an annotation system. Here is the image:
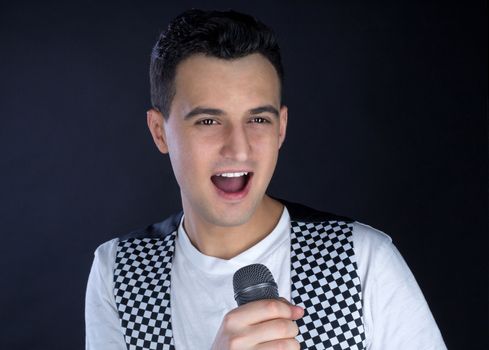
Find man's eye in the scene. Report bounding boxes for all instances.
[251,117,269,124]
[198,119,217,125]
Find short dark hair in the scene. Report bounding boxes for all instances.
[149,9,284,118]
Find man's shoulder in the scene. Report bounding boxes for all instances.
[280,198,393,246]
[117,211,184,242]
[89,212,183,270]
[351,221,393,249]
[276,197,354,224]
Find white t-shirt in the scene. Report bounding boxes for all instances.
[85,206,447,349]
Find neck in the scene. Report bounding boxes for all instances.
[182,195,284,260]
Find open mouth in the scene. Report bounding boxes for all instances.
[211,172,253,194]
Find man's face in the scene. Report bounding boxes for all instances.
[149,53,287,228]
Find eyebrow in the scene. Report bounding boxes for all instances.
[249,105,280,117]
[183,104,280,120]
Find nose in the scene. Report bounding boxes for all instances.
[220,124,251,162]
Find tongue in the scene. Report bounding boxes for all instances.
[212,175,247,193]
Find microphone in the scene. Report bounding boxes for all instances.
[233,263,279,306]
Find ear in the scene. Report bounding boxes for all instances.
[146,108,169,154]
[278,105,288,149]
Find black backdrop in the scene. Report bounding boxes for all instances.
[1,1,487,349]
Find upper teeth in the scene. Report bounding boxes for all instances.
[218,172,248,177]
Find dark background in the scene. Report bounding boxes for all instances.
[1,0,487,349]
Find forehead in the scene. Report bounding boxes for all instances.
[171,53,281,115]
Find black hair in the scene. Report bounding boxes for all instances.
[149,9,284,118]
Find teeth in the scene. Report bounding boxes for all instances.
[218,172,248,177]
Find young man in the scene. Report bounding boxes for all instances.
[85,9,447,350]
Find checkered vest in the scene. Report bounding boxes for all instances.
[113,200,366,349]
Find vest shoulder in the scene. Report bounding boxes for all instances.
[278,198,354,224]
[118,211,183,242]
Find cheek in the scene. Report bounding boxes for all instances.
[166,134,197,184]
[250,124,282,146]
[250,131,281,156]
[251,137,280,175]
[169,136,211,183]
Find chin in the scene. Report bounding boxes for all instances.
[205,196,261,227]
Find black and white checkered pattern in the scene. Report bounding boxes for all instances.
[114,232,177,350]
[290,220,366,350]
[113,217,365,349]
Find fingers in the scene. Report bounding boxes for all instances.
[248,318,299,344]
[255,338,301,350]
[225,299,304,327]
[211,298,305,350]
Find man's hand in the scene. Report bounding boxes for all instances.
[211,298,304,350]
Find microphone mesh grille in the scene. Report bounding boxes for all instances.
[233,264,278,306]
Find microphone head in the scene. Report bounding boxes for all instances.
[233,263,279,306]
